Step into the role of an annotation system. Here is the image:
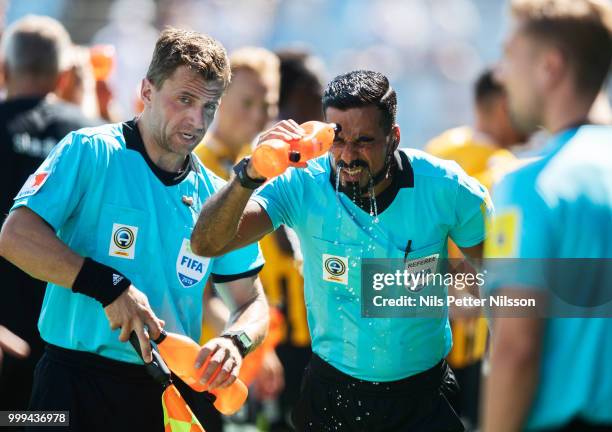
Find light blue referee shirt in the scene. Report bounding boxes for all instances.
[252,149,490,381]
[485,125,612,430]
[11,120,264,364]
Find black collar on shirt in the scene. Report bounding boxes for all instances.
[329,150,414,214]
[122,119,197,186]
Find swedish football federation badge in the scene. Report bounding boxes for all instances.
[322,254,348,285]
[176,239,210,288]
[109,223,139,259]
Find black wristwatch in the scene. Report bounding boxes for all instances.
[221,330,253,358]
[233,157,266,190]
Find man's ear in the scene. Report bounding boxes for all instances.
[54,68,73,98]
[540,47,566,91]
[390,124,401,152]
[140,78,154,106]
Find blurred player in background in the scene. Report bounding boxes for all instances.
[55,44,101,120]
[0,15,99,410]
[265,48,326,432]
[194,46,285,428]
[426,68,526,430]
[483,0,612,431]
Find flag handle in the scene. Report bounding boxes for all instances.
[129,331,172,389]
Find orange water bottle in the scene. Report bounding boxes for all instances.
[252,121,337,179]
[154,330,248,415]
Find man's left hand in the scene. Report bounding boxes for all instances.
[195,336,242,389]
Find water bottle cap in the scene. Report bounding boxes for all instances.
[154,329,168,344]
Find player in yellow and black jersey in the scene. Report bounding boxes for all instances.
[425,68,527,431]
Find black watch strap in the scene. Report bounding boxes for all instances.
[220,331,253,358]
[233,157,265,190]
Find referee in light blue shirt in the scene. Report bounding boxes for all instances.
[482,1,612,431]
[191,70,493,431]
[0,29,269,432]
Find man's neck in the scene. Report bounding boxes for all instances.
[365,167,394,198]
[137,114,187,173]
[543,88,592,134]
[6,80,54,100]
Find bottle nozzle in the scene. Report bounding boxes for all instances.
[289,151,301,163]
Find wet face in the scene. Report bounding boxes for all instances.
[216,69,277,146]
[497,24,547,135]
[142,65,224,158]
[326,105,398,193]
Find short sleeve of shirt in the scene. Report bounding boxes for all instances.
[251,168,304,230]
[484,171,552,292]
[449,171,493,248]
[11,131,95,230]
[210,243,265,282]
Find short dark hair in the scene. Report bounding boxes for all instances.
[323,70,397,134]
[146,27,230,89]
[474,68,505,106]
[276,49,324,108]
[512,0,612,99]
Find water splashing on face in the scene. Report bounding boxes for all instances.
[335,164,342,201]
[368,176,378,220]
[334,164,342,244]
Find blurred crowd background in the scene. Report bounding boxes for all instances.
[1,0,574,149]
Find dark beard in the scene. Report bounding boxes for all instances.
[334,159,370,197]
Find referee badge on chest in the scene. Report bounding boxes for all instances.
[108,223,139,259]
[176,239,210,288]
[322,254,349,285]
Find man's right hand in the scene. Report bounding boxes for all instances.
[247,120,307,179]
[104,286,165,363]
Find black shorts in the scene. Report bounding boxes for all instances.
[545,418,612,432]
[26,345,223,432]
[291,354,464,432]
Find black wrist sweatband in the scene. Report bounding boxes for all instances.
[72,258,131,307]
